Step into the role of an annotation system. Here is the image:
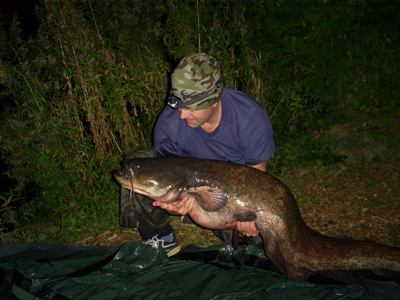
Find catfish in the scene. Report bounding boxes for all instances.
[113,157,400,280]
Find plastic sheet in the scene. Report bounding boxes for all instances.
[1,242,399,299]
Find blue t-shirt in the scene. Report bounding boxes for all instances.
[154,88,275,165]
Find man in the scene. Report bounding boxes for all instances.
[121,53,275,256]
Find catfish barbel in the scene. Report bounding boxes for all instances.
[113,157,400,280]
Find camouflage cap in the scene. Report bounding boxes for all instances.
[170,53,223,110]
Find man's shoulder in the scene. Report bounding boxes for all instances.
[154,106,181,136]
[223,88,265,111]
[222,88,269,122]
[156,106,179,126]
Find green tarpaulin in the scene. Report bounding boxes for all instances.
[1,242,399,299]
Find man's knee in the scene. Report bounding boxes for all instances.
[119,149,154,227]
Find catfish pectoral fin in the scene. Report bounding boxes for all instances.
[188,186,228,211]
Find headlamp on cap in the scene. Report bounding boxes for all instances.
[167,95,183,109]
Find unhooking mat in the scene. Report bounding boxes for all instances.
[0,242,399,299]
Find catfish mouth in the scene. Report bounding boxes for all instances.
[128,186,160,199]
[112,169,137,192]
[113,169,168,199]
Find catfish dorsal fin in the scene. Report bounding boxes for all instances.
[188,186,228,211]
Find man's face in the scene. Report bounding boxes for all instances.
[178,102,218,128]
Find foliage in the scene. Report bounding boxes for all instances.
[0,0,399,240]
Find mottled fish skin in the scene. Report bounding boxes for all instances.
[114,157,400,280]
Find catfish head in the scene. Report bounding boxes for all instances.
[113,158,188,201]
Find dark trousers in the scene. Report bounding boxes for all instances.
[119,150,173,239]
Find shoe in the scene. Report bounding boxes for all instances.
[143,233,182,257]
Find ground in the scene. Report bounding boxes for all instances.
[285,153,400,248]
[77,118,400,250]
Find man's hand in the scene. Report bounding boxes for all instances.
[153,195,196,216]
[237,221,259,237]
[154,196,259,237]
